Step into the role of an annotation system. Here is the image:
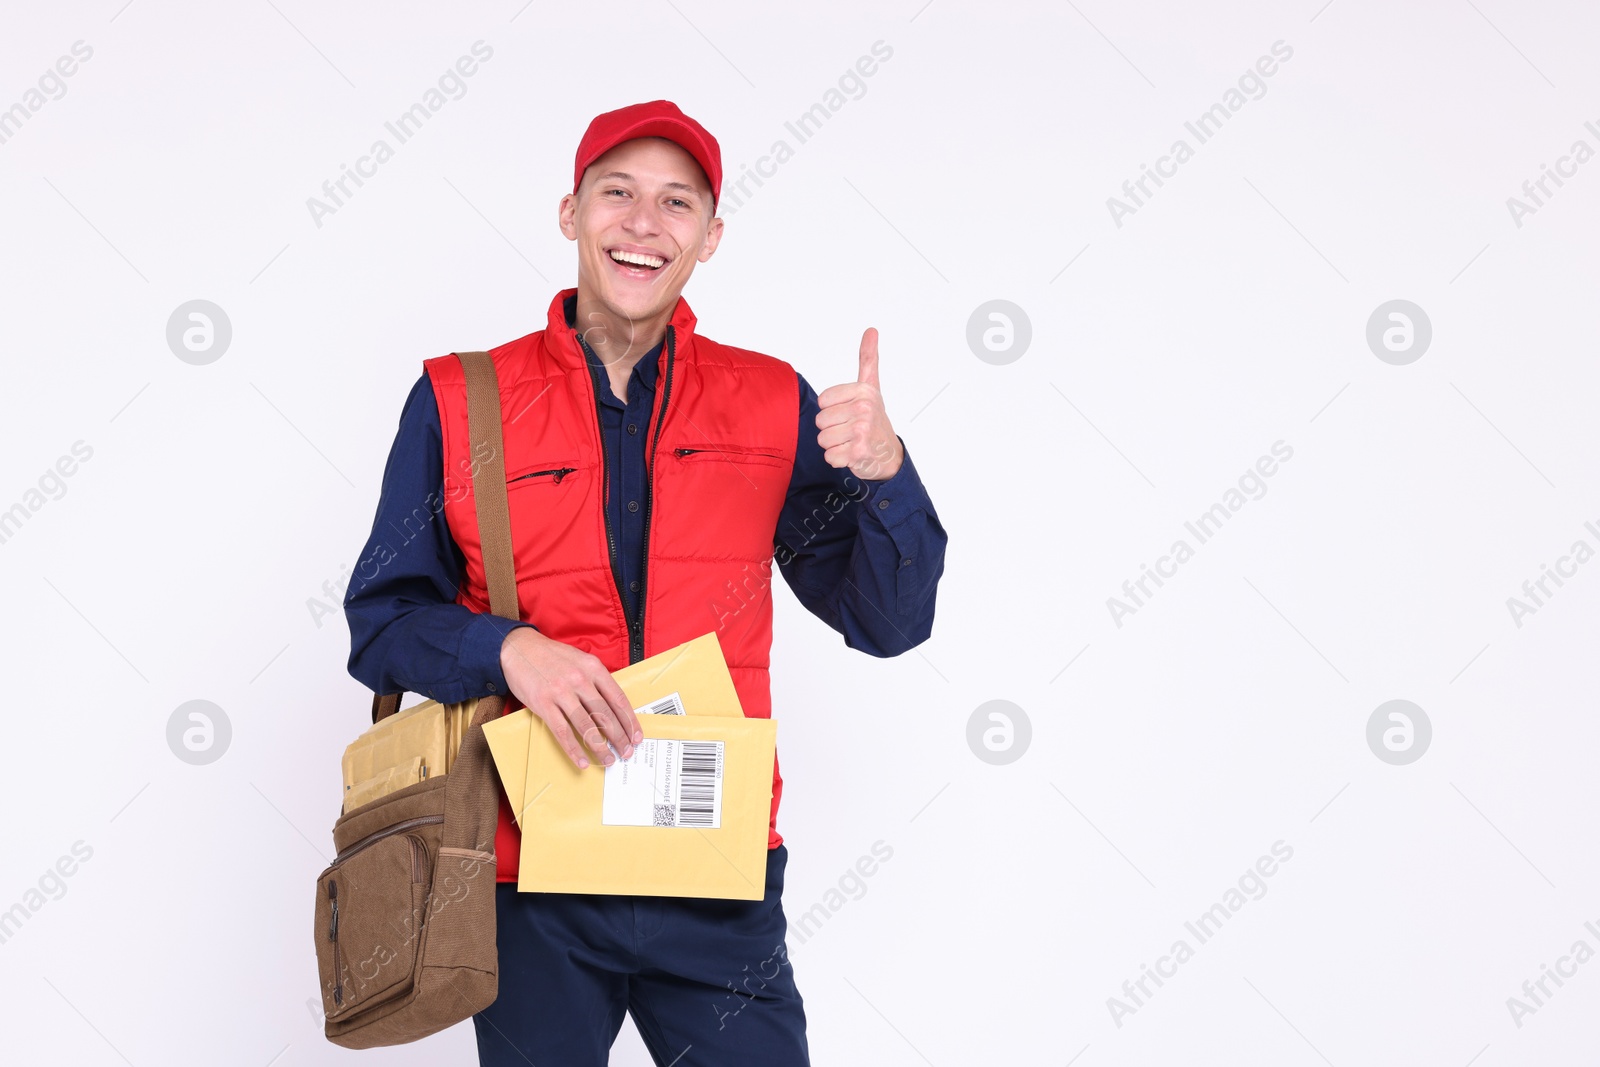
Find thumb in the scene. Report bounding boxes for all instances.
[857,327,879,388]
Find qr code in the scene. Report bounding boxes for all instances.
[652,804,677,827]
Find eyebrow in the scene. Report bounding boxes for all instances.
[594,171,702,197]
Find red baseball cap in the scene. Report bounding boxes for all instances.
[572,100,722,211]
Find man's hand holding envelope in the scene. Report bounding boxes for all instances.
[483,631,778,901]
[500,627,644,769]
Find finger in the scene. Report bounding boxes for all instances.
[577,686,635,756]
[816,423,858,451]
[592,670,643,744]
[825,447,864,470]
[815,381,866,410]
[534,702,591,769]
[814,401,862,430]
[857,328,879,388]
[554,695,613,766]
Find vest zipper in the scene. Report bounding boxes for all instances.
[636,327,676,663]
[577,327,675,664]
[577,330,628,649]
[508,466,576,485]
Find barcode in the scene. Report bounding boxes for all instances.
[645,693,685,716]
[676,741,719,827]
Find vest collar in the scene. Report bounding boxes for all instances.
[545,287,698,369]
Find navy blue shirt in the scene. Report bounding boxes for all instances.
[344,296,947,703]
[585,317,662,630]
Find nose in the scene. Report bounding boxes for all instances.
[620,194,663,238]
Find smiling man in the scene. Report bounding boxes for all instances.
[343,99,947,1066]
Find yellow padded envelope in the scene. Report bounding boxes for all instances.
[482,631,745,829]
[520,713,777,900]
[480,631,777,900]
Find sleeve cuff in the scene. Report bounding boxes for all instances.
[853,436,929,519]
[459,614,535,698]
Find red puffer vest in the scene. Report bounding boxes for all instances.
[425,288,800,883]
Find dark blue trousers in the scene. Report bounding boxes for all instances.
[473,844,809,1066]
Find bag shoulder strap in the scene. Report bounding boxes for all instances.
[370,350,517,724]
[459,350,520,622]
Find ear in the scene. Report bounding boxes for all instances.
[697,216,725,263]
[558,193,578,241]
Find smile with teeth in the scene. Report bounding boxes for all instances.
[608,249,666,271]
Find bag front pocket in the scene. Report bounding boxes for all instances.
[315,815,440,1020]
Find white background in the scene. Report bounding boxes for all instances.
[2,1,1598,1064]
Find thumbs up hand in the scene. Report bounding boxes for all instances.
[815,327,904,482]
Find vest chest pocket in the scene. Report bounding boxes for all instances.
[504,460,590,567]
[506,461,582,487]
[671,444,786,468]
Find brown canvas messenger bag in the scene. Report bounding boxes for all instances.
[313,350,519,1048]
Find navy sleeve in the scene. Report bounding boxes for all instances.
[343,372,534,702]
[773,371,947,656]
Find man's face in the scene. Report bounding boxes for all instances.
[560,136,721,336]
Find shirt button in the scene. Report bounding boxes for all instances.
[627,423,638,435]
[629,580,640,592]
[628,500,640,512]
[877,499,890,510]
[901,557,913,567]
[486,682,497,693]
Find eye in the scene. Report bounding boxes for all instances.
[605,188,629,198]
[668,198,689,209]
